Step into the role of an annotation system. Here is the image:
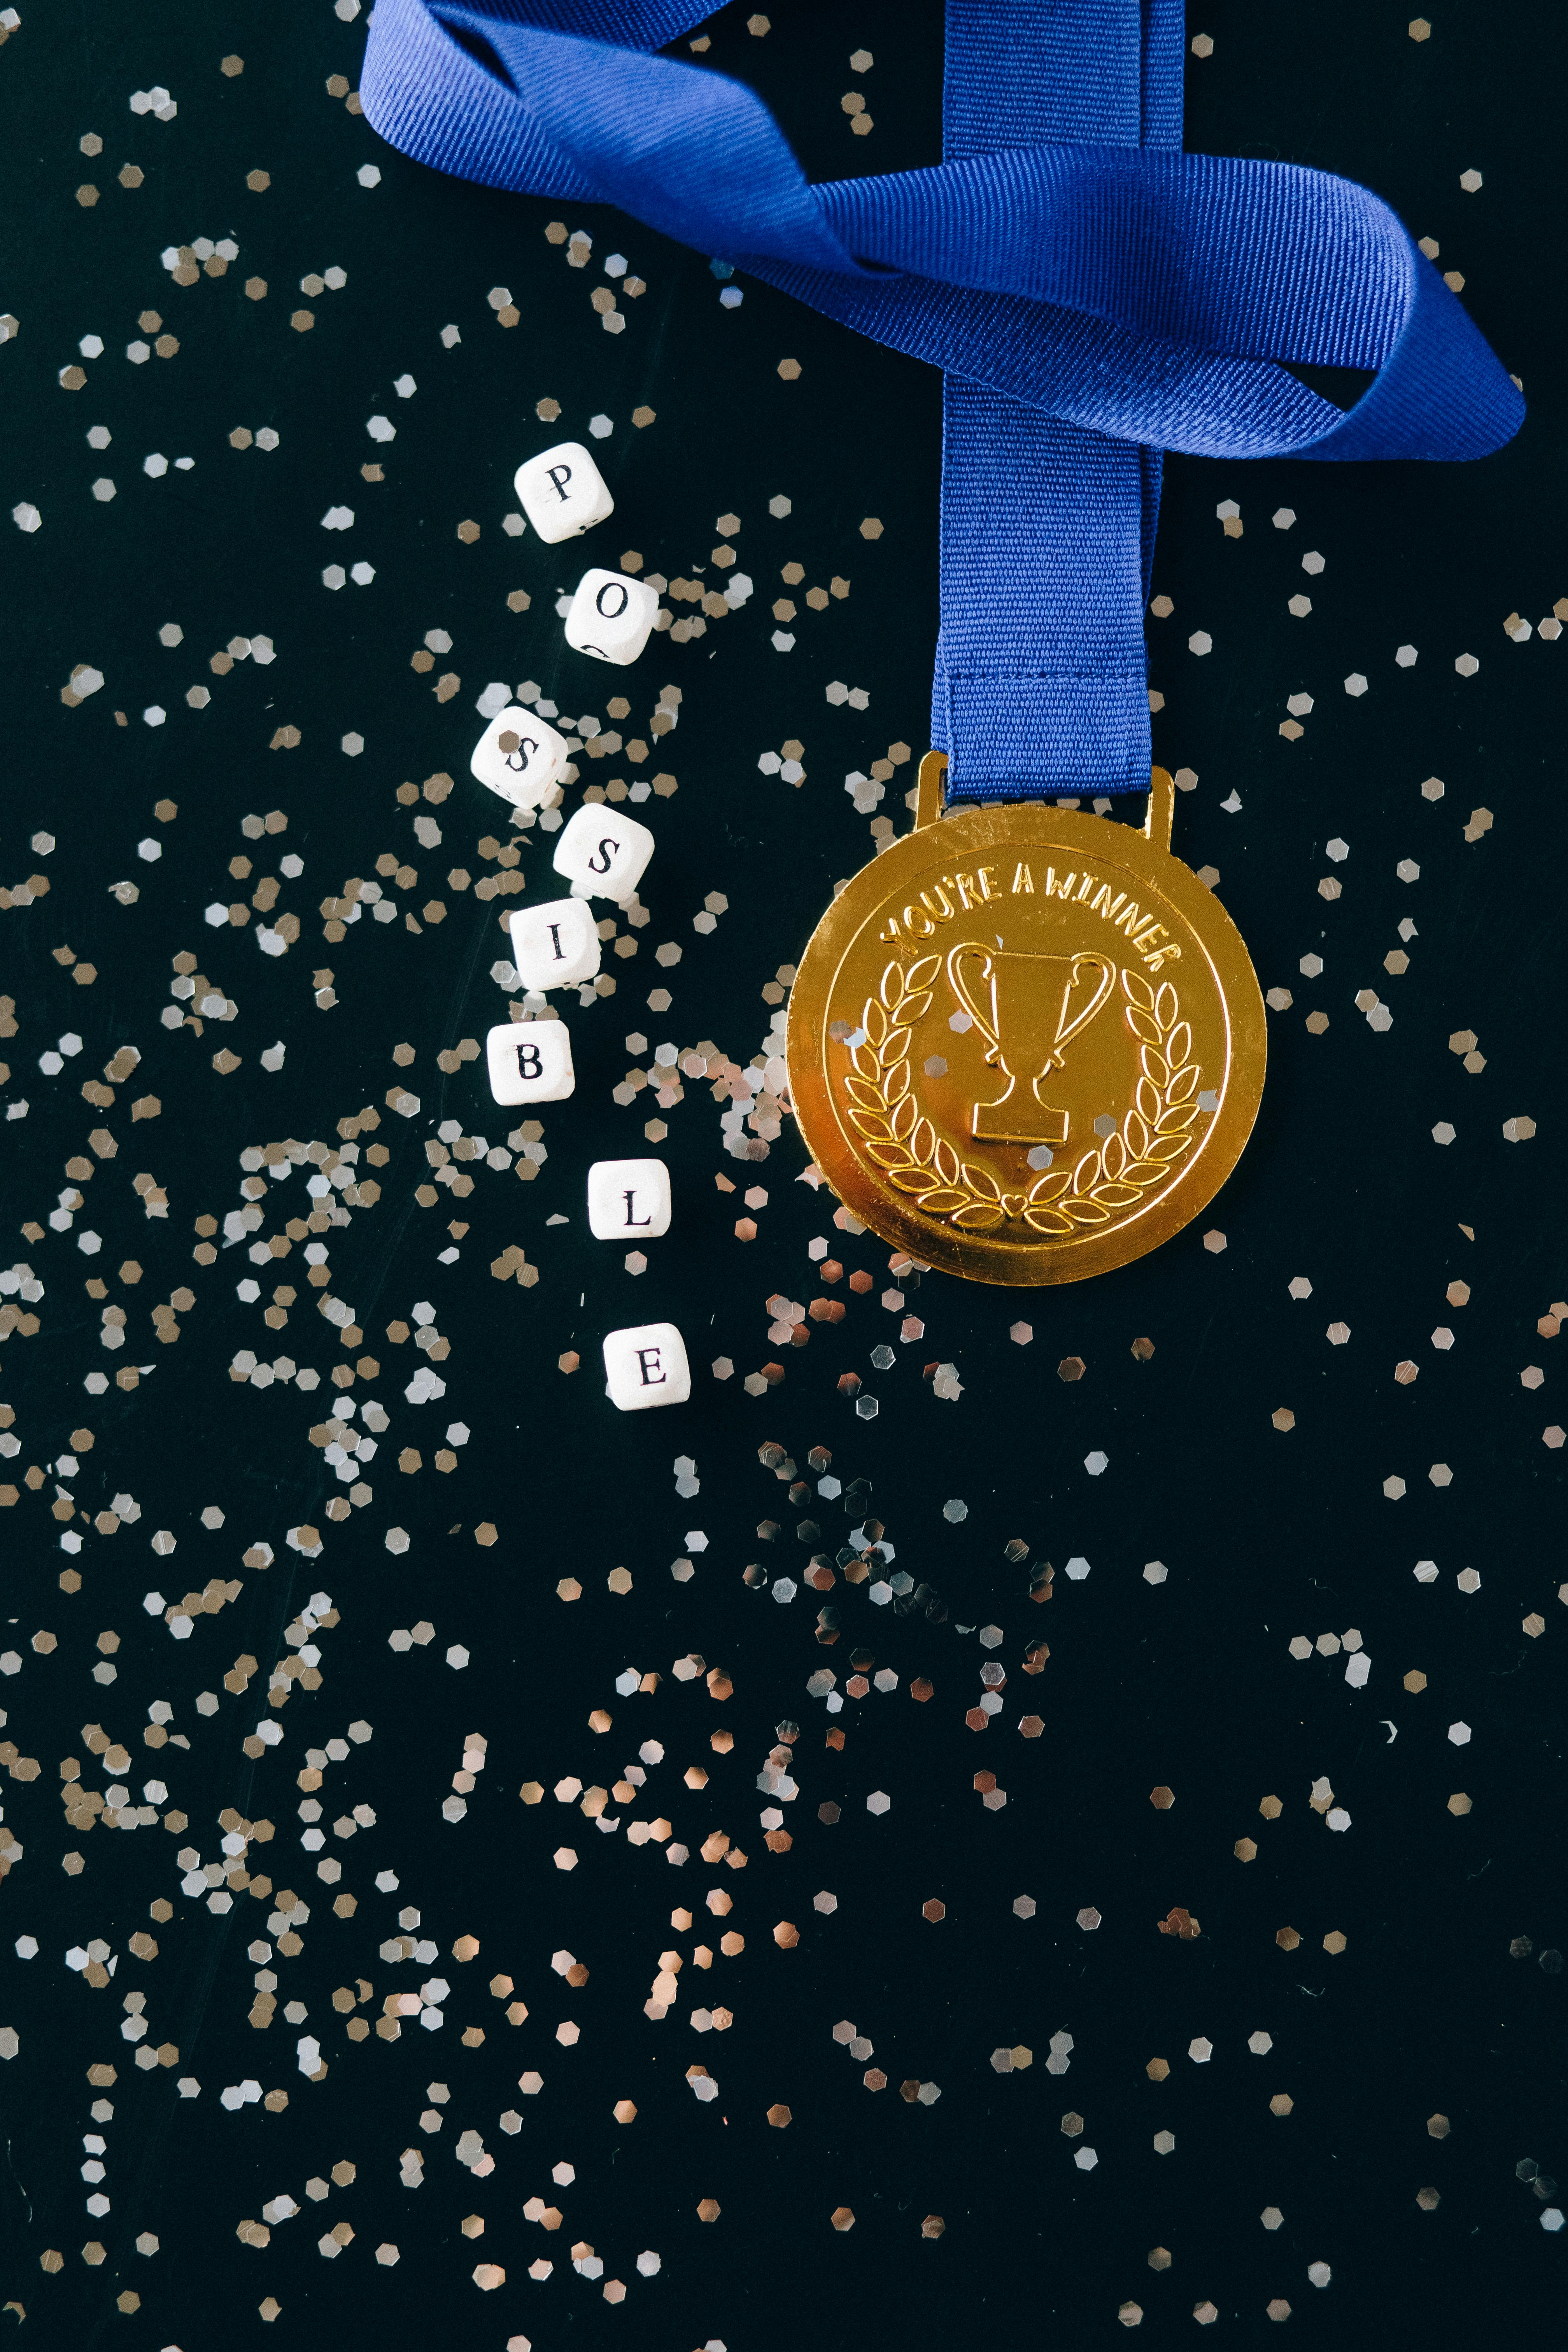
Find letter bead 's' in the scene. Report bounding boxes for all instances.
[564,567,658,667]
[602,1320,690,1411]
[470,704,569,808]
[509,898,601,990]
[513,440,614,544]
[552,804,654,904]
[485,1019,575,1107]
[587,1158,671,1240]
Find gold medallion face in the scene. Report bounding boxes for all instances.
[788,765,1266,1285]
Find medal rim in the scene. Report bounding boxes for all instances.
[788,792,1267,1286]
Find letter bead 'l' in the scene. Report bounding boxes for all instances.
[587,1158,671,1240]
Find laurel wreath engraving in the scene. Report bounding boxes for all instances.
[841,960,1200,1236]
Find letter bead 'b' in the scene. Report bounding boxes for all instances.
[587,1158,671,1240]
[485,1019,575,1106]
[509,898,601,990]
[564,567,658,667]
[470,704,569,808]
[603,1320,690,1412]
[513,440,614,544]
[552,802,654,904]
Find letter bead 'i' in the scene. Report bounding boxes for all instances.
[509,898,601,989]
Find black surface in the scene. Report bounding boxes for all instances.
[1,3,1564,2344]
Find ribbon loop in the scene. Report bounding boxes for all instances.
[361,0,1522,794]
[364,0,1521,464]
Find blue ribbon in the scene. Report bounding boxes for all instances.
[361,0,1522,796]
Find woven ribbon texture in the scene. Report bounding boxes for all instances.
[361,0,1522,792]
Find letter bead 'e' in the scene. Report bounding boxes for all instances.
[552,803,654,905]
[509,898,601,990]
[587,1158,671,1240]
[470,704,569,808]
[603,1320,690,1412]
[564,568,658,667]
[485,1019,575,1107]
[513,440,614,545]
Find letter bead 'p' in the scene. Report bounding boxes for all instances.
[564,568,658,667]
[603,1320,690,1412]
[509,899,601,990]
[470,705,569,808]
[513,440,613,545]
[587,1158,671,1240]
[485,1019,575,1107]
[552,803,654,905]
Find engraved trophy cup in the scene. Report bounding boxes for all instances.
[945,944,1116,1145]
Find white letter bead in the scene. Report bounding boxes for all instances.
[470,705,569,808]
[552,804,654,904]
[513,440,613,544]
[588,1159,671,1240]
[509,898,601,989]
[603,1321,690,1411]
[485,1020,575,1106]
[564,568,658,667]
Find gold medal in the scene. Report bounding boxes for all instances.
[788,756,1266,1286]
